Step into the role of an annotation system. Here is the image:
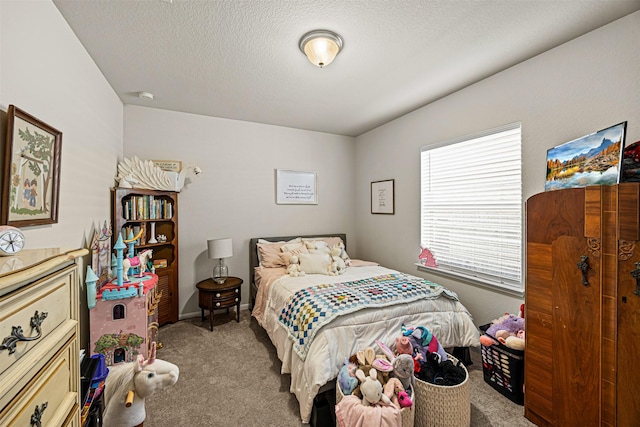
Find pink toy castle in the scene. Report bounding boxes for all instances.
[86,231,161,365]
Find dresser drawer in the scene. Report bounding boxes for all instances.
[0,266,78,410]
[0,338,79,426]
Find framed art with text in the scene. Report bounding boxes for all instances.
[371,179,394,214]
[275,169,318,205]
[1,105,62,227]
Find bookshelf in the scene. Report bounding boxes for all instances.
[111,187,179,325]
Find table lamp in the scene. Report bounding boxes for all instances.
[208,238,233,284]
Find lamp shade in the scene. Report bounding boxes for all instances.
[208,238,233,259]
[299,30,343,68]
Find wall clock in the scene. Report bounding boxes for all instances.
[0,225,25,255]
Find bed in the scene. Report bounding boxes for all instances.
[249,234,479,423]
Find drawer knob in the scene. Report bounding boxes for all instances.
[216,302,221,307]
[0,310,48,355]
[235,289,239,293]
[30,401,48,427]
[215,293,220,297]
[235,298,239,302]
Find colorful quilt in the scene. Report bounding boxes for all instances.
[278,273,459,360]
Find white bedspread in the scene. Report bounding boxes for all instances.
[257,265,480,423]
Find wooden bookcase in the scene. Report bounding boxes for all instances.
[111,187,179,325]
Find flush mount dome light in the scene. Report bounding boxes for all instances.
[299,30,343,68]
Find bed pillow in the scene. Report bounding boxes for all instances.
[280,242,307,253]
[257,237,302,268]
[298,252,332,275]
[304,236,344,250]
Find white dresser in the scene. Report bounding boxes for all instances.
[0,248,87,427]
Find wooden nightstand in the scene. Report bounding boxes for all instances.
[196,277,242,331]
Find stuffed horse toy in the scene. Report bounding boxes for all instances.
[103,343,179,427]
[122,249,153,282]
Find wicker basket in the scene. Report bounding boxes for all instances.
[414,354,470,427]
[336,379,415,427]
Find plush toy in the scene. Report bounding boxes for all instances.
[395,336,412,355]
[383,377,412,409]
[103,343,179,427]
[481,313,525,350]
[286,255,305,277]
[376,340,415,391]
[338,358,359,395]
[402,324,448,363]
[355,368,391,407]
[331,242,352,267]
[328,248,347,276]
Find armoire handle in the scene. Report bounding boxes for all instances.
[631,262,640,296]
[577,255,589,286]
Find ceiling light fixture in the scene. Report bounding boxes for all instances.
[299,30,343,68]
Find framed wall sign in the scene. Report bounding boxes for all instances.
[276,169,317,205]
[1,105,62,227]
[371,179,394,214]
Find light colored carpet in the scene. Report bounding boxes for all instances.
[143,310,535,427]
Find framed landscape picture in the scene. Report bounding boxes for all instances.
[1,105,62,226]
[545,122,626,191]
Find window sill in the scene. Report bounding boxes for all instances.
[415,263,524,298]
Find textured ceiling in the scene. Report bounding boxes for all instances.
[53,0,640,137]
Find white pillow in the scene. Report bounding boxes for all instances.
[298,253,332,275]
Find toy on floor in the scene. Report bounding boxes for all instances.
[103,343,179,427]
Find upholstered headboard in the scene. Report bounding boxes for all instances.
[248,233,347,309]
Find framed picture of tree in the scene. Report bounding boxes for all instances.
[2,105,62,227]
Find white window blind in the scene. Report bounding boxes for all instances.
[420,123,522,293]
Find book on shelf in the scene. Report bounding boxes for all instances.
[153,259,168,268]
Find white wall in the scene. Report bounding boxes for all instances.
[124,106,355,318]
[354,12,640,326]
[1,1,123,249]
[0,0,124,347]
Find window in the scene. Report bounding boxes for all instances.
[420,123,522,294]
[113,303,126,320]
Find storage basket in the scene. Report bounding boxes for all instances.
[414,353,470,427]
[480,323,525,405]
[336,378,415,427]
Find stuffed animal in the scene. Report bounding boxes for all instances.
[402,324,448,363]
[331,242,352,267]
[376,340,415,391]
[355,368,391,407]
[286,255,305,277]
[328,248,347,276]
[383,377,412,409]
[338,358,359,395]
[481,313,525,350]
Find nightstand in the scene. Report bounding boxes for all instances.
[196,277,243,331]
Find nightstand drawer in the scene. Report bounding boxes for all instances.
[0,266,77,410]
[211,287,240,300]
[0,338,79,426]
[208,295,241,309]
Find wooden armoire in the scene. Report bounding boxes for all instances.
[525,184,640,426]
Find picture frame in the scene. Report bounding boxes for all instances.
[620,139,640,183]
[1,105,62,227]
[275,169,317,205]
[371,179,394,214]
[545,122,626,191]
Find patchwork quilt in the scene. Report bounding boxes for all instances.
[278,273,459,360]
